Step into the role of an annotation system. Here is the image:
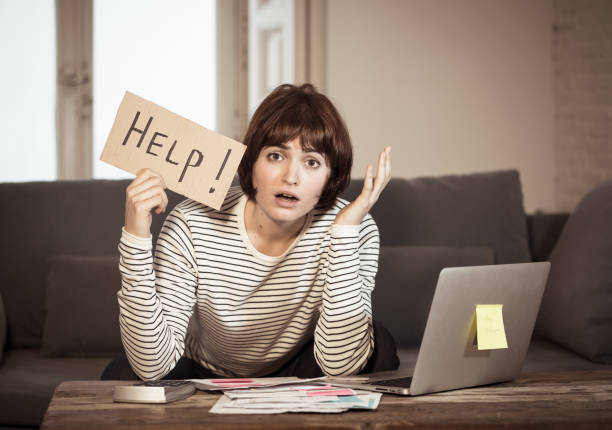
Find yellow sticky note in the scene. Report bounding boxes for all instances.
[475,304,508,350]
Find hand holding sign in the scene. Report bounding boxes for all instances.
[101,92,246,210]
[124,169,169,238]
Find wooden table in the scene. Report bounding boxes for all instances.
[42,370,612,429]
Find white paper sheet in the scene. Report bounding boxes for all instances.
[191,377,324,391]
[208,383,382,414]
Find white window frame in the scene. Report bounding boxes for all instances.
[56,0,93,179]
[54,0,325,178]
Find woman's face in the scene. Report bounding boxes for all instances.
[252,137,331,225]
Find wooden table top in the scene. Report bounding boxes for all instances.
[41,369,612,430]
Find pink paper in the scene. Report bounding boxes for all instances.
[296,385,333,391]
[306,389,355,397]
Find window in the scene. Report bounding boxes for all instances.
[93,0,216,179]
[0,0,56,182]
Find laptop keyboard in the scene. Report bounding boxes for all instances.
[370,376,413,388]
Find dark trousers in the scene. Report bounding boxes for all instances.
[101,320,399,380]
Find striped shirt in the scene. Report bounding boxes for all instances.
[117,187,379,380]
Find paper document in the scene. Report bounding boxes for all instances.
[191,377,324,391]
[202,378,381,414]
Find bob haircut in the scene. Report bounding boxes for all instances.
[238,83,353,211]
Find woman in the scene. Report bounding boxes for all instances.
[103,84,397,381]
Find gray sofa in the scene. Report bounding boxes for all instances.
[1,169,611,429]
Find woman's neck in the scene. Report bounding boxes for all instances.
[244,198,307,256]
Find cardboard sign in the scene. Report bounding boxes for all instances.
[100,91,246,210]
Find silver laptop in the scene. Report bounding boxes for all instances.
[330,262,550,396]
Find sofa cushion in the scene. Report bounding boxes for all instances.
[522,336,612,374]
[0,180,184,349]
[41,255,122,357]
[396,336,612,373]
[0,292,5,364]
[536,180,612,364]
[373,245,495,347]
[0,349,111,427]
[526,213,570,262]
[342,170,531,264]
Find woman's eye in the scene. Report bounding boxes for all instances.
[267,152,282,161]
[306,159,321,168]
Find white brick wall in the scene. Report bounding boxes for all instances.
[554,0,612,211]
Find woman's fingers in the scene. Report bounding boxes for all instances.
[127,169,166,193]
[124,169,168,237]
[134,194,166,216]
[127,169,154,190]
[129,176,165,200]
[360,146,392,207]
[379,146,391,190]
[158,187,169,213]
[336,147,392,226]
[128,172,166,193]
[371,147,391,193]
[372,149,387,191]
[127,171,168,213]
[131,184,167,211]
[362,164,374,193]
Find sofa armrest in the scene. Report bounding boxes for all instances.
[526,213,570,262]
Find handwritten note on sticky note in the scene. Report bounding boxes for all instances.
[475,304,508,350]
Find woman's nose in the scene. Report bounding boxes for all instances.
[283,160,300,185]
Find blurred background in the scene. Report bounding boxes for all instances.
[0,0,610,213]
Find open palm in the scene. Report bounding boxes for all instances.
[335,146,392,226]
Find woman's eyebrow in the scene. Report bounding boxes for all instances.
[266,143,288,150]
[266,143,323,156]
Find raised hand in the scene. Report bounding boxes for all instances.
[124,168,169,238]
[334,146,392,226]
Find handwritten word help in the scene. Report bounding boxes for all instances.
[122,111,231,192]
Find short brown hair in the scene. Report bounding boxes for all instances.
[238,83,352,210]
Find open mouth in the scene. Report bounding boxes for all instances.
[275,193,299,202]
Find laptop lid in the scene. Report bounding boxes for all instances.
[409,262,550,395]
[330,262,550,396]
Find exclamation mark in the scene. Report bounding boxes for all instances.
[209,149,232,193]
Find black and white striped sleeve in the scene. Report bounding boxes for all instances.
[117,206,198,381]
[314,214,379,376]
